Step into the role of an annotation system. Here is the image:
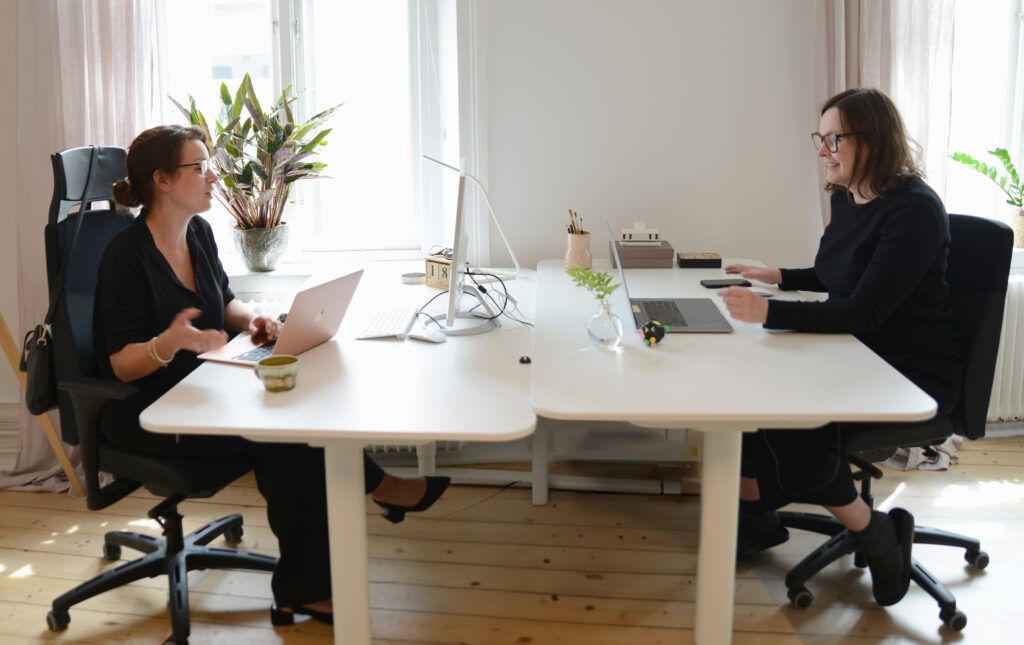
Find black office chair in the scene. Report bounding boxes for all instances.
[777,214,1012,632]
[43,146,277,645]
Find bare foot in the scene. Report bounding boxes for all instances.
[371,474,427,507]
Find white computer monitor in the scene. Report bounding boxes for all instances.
[441,167,500,336]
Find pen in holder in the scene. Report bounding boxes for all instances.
[565,231,592,270]
[564,209,591,269]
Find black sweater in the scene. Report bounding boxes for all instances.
[764,176,961,410]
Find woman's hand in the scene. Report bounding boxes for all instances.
[724,264,782,286]
[248,316,283,345]
[162,307,228,355]
[718,286,770,324]
[108,307,226,382]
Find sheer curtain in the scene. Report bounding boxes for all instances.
[0,0,157,492]
[813,0,955,224]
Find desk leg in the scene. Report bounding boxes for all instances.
[531,422,549,506]
[324,443,371,645]
[694,430,742,645]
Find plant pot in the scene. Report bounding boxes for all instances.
[587,299,623,347]
[233,223,290,272]
[1001,205,1024,248]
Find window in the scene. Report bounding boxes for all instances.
[155,0,456,261]
[943,1,1022,219]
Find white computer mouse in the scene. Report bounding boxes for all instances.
[405,329,447,343]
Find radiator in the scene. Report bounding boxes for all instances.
[988,274,1024,421]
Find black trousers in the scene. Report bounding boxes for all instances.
[741,423,858,509]
[742,365,961,511]
[101,407,386,607]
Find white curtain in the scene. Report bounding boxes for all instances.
[813,0,955,224]
[0,0,157,492]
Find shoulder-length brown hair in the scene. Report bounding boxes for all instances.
[821,88,923,202]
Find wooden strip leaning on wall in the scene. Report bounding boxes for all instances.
[0,312,85,497]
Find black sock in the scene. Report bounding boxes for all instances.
[852,510,898,556]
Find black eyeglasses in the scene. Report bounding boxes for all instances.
[176,159,214,175]
[811,132,858,153]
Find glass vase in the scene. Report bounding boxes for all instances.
[587,299,623,347]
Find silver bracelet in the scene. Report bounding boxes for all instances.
[148,336,173,367]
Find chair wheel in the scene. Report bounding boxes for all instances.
[46,610,70,631]
[102,543,122,560]
[940,608,967,631]
[224,526,244,543]
[965,550,989,569]
[787,586,814,609]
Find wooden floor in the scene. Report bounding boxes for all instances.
[1,436,1022,644]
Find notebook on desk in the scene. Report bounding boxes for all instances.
[606,223,732,333]
[199,269,364,365]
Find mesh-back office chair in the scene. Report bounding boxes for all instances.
[44,146,277,645]
[777,214,1012,632]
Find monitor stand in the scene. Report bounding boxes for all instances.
[440,284,501,336]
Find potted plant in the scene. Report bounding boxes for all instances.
[566,266,622,346]
[950,148,1023,246]
[172,72,342,271]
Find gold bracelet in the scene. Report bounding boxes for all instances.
[148,336,173,367]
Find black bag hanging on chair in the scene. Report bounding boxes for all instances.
[19,146,97,415]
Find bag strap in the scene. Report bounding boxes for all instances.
[43,145,98,326]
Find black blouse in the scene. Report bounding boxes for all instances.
[764,176,962,411]
[94,214,235,417]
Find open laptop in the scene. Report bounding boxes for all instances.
[199,269,364,365]
[607,223,732,333]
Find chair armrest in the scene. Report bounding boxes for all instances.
[58,376,137,401]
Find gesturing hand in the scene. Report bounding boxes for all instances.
[249,316,283,346]
[724,264,782,286]
[717,286,770,324]
[165,307,228,354]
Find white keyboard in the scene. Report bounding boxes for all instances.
[357,308,418,339]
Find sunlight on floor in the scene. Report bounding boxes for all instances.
[934,480,1024,508]
[10,564,33,579]
[128,518,161,529]
[876,482,907,511]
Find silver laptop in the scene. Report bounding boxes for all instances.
[607,223,732,333]
[199,269,364,365]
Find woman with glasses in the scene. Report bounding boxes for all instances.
[717,88,961,607]
[96,124,450,626]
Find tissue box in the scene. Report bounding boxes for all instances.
[610,240,675,268]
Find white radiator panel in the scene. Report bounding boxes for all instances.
[988,275,1024,421]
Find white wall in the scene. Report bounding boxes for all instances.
[473,0,823,270]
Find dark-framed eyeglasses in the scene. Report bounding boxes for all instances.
[176,158,215,175]
[811,132,858,153]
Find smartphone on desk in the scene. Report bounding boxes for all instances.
[700,278,751,288]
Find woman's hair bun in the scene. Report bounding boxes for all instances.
[112,178,141,208]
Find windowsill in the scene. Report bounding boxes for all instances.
[224,248,426,300]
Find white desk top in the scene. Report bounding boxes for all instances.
[530,259,937,428]
[141,263,537,444]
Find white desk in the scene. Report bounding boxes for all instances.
[529,259,937,645]
[140,263,537,645]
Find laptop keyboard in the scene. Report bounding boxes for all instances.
[643,300,688,327]
[357,308,418,339]
[234,341,276,362]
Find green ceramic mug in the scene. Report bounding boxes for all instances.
[253,355,299,392]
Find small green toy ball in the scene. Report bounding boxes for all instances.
[640,320,668,346]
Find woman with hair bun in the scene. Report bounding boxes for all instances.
[718,88,961,607]
[95,124,449,626]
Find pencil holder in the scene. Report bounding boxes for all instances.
[564,232,592,270]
